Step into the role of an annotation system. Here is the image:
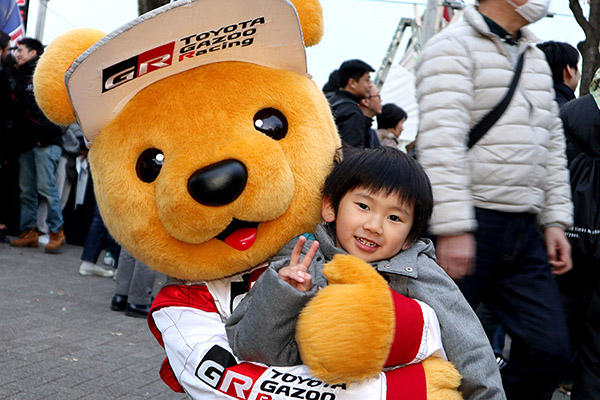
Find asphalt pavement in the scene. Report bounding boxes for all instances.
[0,240,185,400]
[0,239,570,400]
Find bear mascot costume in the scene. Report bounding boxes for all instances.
[33,0,462,398]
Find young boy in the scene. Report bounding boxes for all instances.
[226,147,504,399]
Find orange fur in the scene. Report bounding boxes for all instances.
[423,357,464,400]
[296,255,395,383]
[34,28,105,125]
[290,0,324,46]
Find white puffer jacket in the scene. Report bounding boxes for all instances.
[416,6,573,236]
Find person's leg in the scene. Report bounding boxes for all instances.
[33,145,64,234]
[80,206,108,263]
[105,238,121,268]
[127,259,156,306]
[556,259,592,392]
[571,270,600,399]
[123,258,156,318]
[17,149,37,232]
[486,215,570,400]
[79,206,114,277]
[457,208,508,310]
[111,249,135,311]
[10,150,39,247]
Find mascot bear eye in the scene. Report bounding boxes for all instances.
[136,148,165,183]
[253,108,288,140]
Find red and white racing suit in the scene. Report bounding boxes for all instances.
[149,266,445,400]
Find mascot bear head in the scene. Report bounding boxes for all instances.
[34,0,339,281]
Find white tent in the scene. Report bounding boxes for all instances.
[375,0,464,149]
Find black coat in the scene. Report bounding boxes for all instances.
[327,90,370,148]
[0,57,19,163]
[14,58,63,152]
[561,94,600,163]
[560,94,600,264]
[554,83,576,109]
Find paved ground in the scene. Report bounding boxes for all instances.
[0,240,186,400]
[0,239,571,400]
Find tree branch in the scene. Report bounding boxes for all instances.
[569,0,593,36]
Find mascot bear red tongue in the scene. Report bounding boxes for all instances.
[32,0,462,398]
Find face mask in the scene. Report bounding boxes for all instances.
[506,0,550,23]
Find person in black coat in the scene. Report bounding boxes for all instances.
[537,41,580,108]
[326,59,374,148]
[558,68,600,399]
[9,38,66,253]
[0,30,19,242]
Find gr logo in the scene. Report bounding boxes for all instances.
[196,345,266,399]
[102,41,175,93]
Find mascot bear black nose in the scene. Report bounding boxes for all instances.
[187,159,248,206]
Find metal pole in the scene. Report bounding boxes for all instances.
[421,0,439,46]
[374,18,414,90]
[34,0,49,42]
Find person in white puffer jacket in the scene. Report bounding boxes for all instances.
[415,0,573,399]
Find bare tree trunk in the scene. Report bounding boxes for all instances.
[138,0,170,15]
[570,0,600,95]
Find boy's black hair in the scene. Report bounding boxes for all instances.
[337,59,374,89]
[18,37,44,57]
[323,146,433,244]
[536,41,579,85]
[377,103,407,129]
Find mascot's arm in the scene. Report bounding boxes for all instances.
[151,300,433,398]
[151,285,443,400]
[296,254,448,383]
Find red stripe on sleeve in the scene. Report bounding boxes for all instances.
[384,289,425,367]
[385,364,427,400]
[147,284,220,393]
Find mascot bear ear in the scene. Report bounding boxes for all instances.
[291,0,324,47]
[34,28,105,126]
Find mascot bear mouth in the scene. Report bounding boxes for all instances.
[216,219,259,251]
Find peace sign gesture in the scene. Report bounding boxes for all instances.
[278,236,320,292]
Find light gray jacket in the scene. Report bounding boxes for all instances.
[226,224,505,400]
[415,6,573,236]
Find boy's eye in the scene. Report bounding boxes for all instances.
[389,215,401,222]
[357,202,369,210]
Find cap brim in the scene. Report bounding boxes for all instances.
[66,0,307,142]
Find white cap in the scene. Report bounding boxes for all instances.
[65,0,307,142]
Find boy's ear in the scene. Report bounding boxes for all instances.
[321,197,336,223]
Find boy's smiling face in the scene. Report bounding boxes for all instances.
[322,187,414,263]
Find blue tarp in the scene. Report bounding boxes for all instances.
[0,0,24,46]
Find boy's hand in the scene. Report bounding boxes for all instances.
[279,236,319,291]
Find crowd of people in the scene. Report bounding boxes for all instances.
[0,34,155,319]
[2,0,600,397]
